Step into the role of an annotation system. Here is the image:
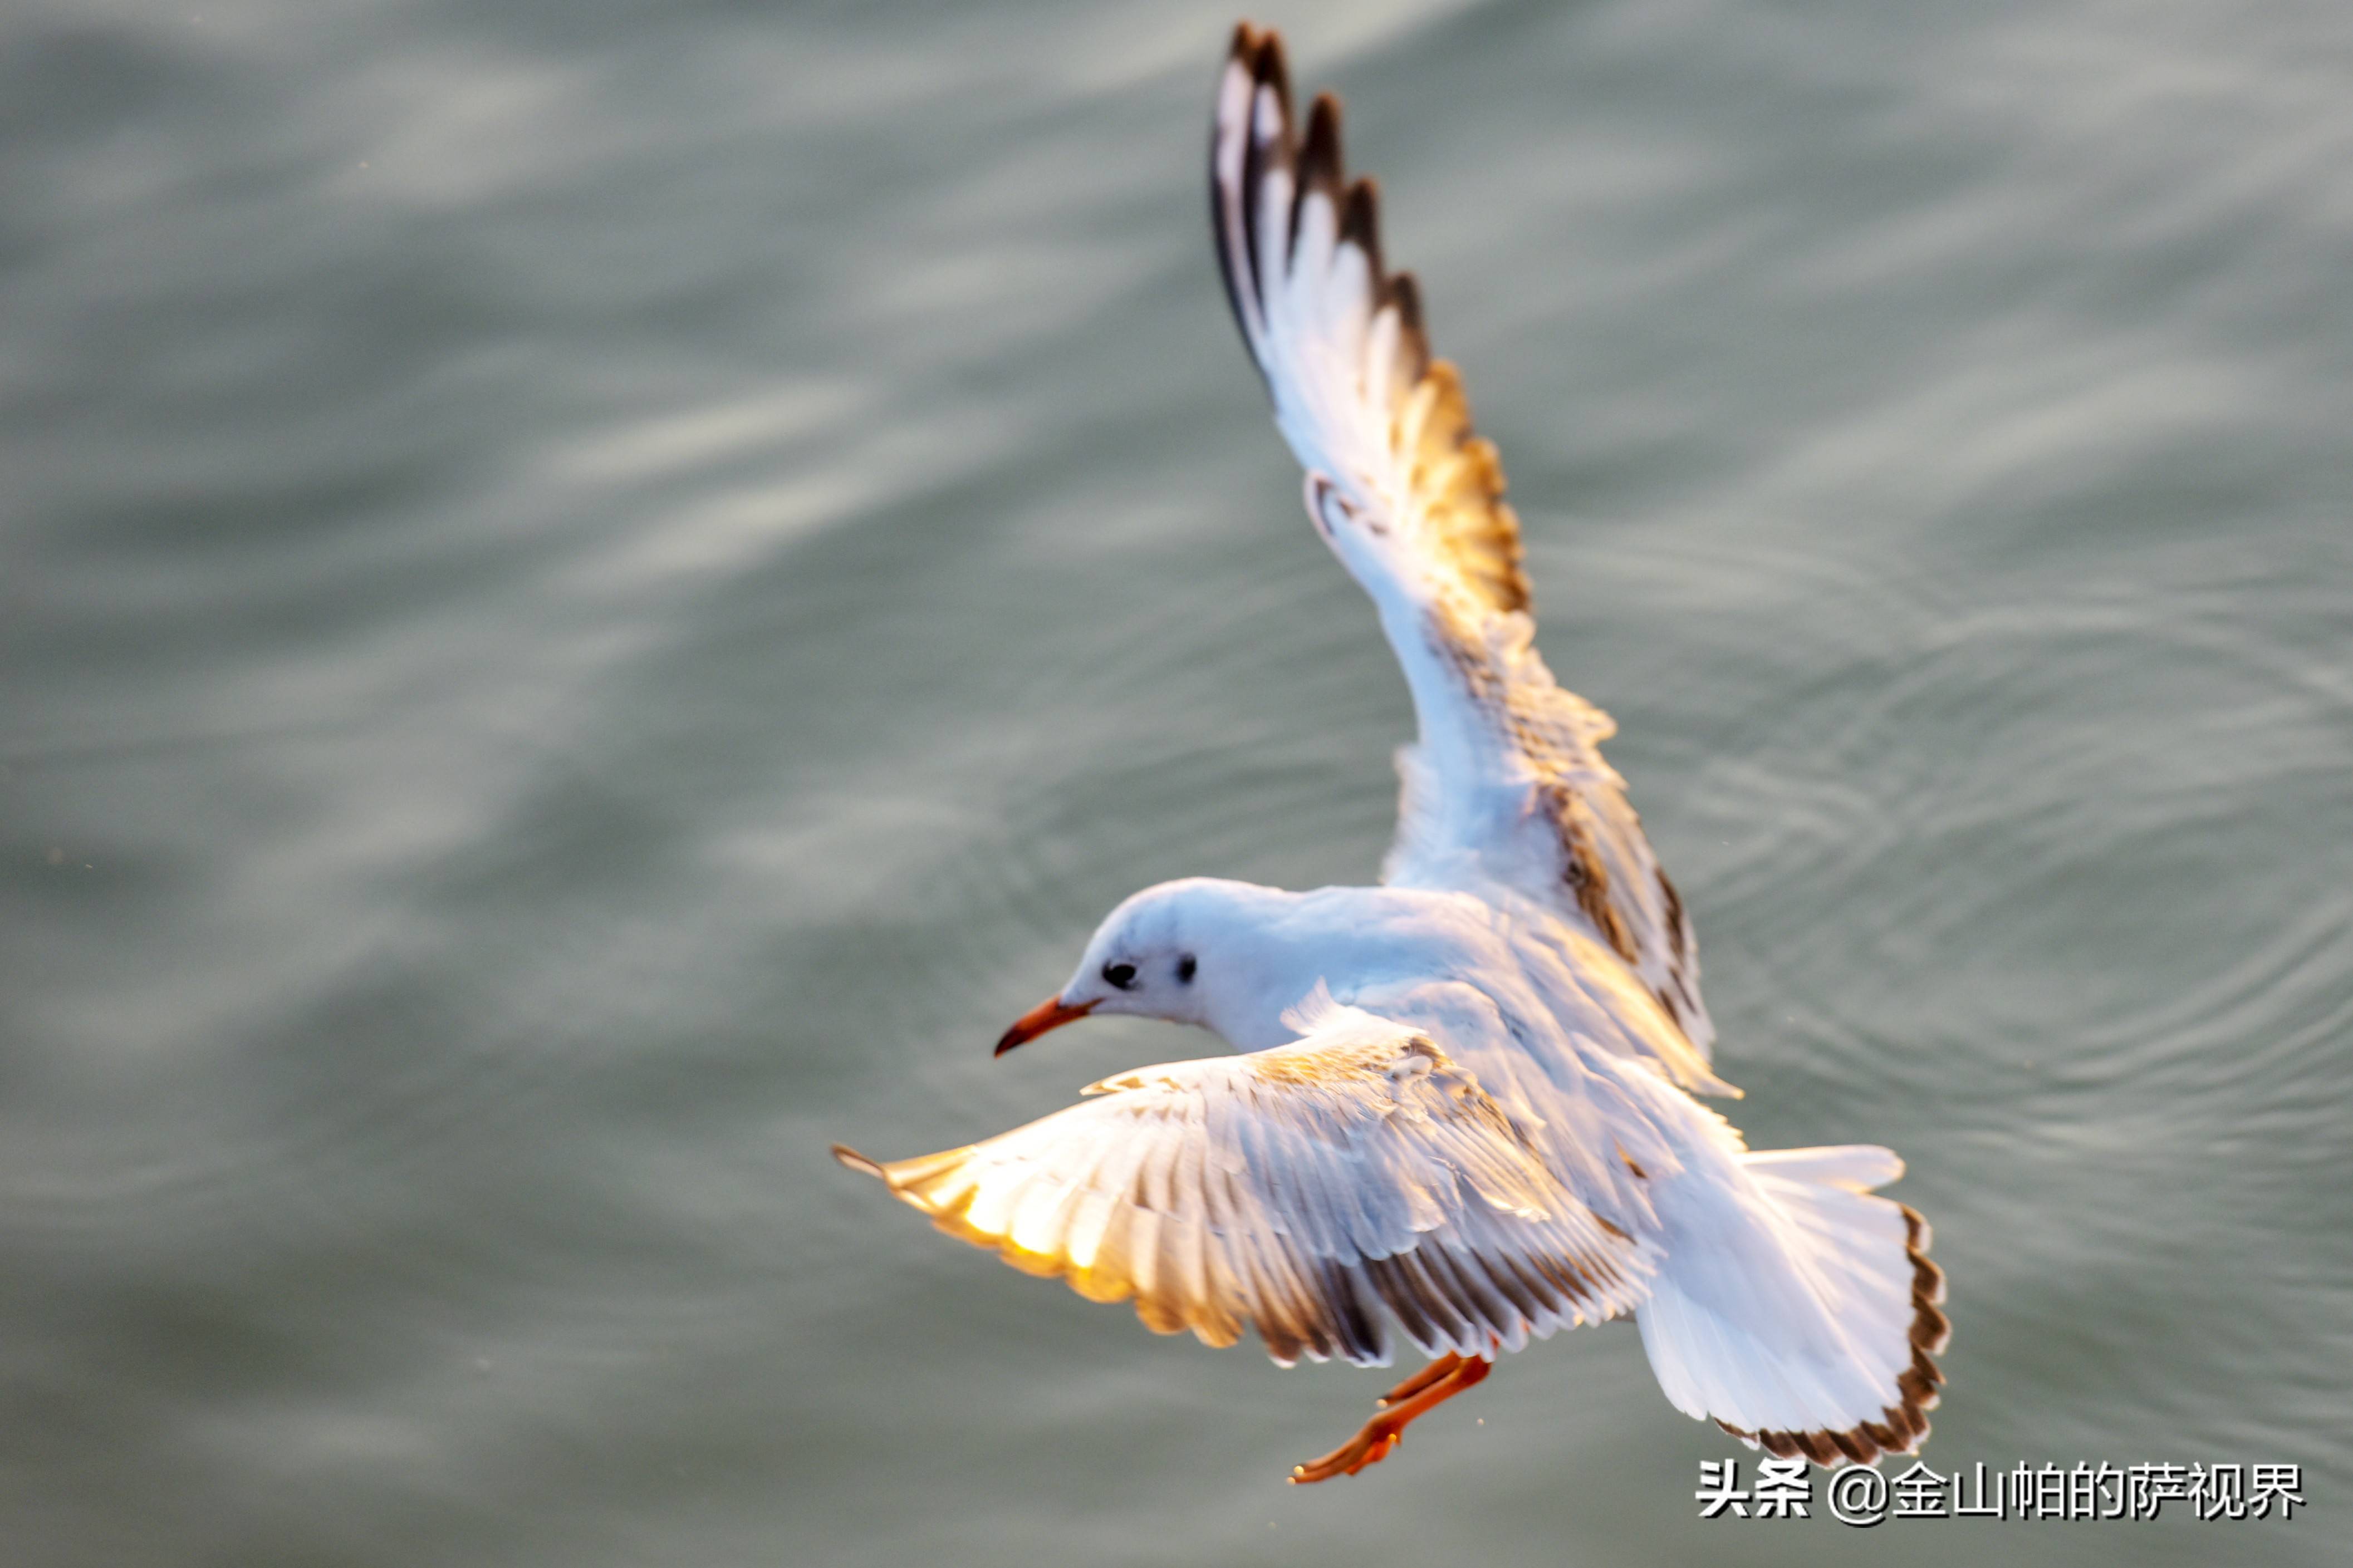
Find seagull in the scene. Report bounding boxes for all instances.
[834,21,1947,1485]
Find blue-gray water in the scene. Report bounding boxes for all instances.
[5,2,2349,1564]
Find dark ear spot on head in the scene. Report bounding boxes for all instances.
[1102,961,1138,991]
[1176,953,1198,985]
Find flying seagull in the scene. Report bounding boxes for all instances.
[834,21,1947,1485]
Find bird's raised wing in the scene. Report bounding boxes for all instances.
[1211,25,1712,1055]
[834,994,1652,1367]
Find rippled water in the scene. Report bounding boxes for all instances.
[6,2,2350,1564]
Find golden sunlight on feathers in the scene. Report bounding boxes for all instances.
[1212,23,1712,1053]
[1214,25,1530,623]
[832,21,1948,1483]
[834,1003,1651,1368]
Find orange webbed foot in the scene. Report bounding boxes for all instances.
[1286,1352,1492,1484]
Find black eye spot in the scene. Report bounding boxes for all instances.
[1102,961,1137,991]
[1176,954,1197,984]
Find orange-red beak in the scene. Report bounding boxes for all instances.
[994,994,1095,1056]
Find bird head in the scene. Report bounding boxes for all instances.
[994,877,1290,1055]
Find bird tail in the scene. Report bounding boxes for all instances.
[1634,1144,1949,1466]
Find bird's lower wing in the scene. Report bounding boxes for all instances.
[1210,26,1712,1055]
[834,996,1651,1367]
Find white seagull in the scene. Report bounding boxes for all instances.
[834,21,1947,1484]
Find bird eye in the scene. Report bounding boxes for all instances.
[1102,961,1138,990]
[1176,954,1197,984]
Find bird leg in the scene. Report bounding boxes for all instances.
[1375,1351,1466,1408]
[1288,1353,1492,1483]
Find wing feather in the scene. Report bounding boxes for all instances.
[1212,24,1714,1056]
[836,1001,1654,1367]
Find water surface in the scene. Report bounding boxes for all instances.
[4,1,2350,1564]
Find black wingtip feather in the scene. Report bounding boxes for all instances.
[1211,26,1261,365]
[1388,271,1424,335]
[1251,28,1291,118]
[1288,94,1345,262]
[1386,271,1432,381]
[1209,26,1441,420]
[1300,94,1344,198]
[1340,177,1384,278]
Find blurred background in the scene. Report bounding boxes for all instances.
[4,1,2350,1564]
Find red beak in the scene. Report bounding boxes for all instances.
[994,994,1095,1056]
